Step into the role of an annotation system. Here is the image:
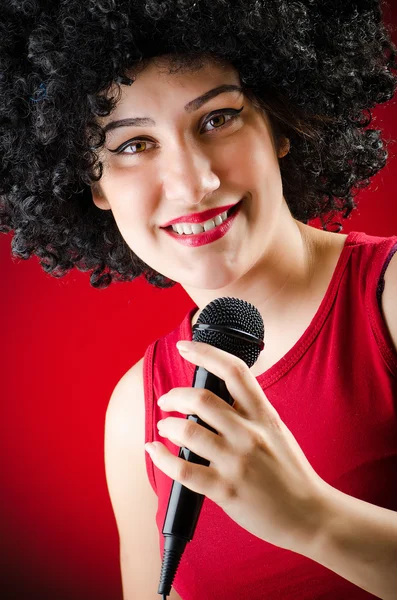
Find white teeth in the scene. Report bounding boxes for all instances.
[174,223,184,234]
[214,214,224,226]
[204,219,216,232]
[171,210,229,235]
[191,222,204,234]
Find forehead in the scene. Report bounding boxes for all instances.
[105,55,242,114]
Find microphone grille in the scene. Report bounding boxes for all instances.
[192,297,264,368]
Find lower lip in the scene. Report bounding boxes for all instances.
[162,199,243,247]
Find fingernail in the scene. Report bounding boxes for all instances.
[176,341,192,352]
[145,443,156,455]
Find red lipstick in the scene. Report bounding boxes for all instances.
[161,202,238,228]
[162,198,243,247]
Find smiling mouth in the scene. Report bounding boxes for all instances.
[164,198,243,234]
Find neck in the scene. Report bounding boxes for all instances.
[184,212,320,328]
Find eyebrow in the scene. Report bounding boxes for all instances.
[102,84,244,134]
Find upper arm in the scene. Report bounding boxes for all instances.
[104,357,182,600]
[381,248,397,352]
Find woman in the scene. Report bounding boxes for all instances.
[1,1,397,599]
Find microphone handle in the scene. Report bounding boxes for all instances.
[162,366,234,541]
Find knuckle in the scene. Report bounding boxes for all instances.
[245,429,262,453]
[220,479,239,503]
[246,425,278,459]
[237,425,260,452]
[234,428,266,465]
[256,404,281,430]
[184,419,198,440]
[197,391,214,408]
[230,359,248,379]
[178,460,192,482]
[266,413,282,432]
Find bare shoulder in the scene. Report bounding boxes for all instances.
[106,356,146,448]
[104,357,182,600]
[381,248,397,352]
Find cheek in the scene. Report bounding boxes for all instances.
[248,136,278,175]
[101,171,155,231]
[113,204,153,251]
[246,136,283,207]
[220,127,277,186]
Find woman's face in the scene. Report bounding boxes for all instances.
[93,56,289,290]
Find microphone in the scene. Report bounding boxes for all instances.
[157,296,265,598]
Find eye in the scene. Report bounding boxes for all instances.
[116,139,155,156]
[200,106,244,134]
[111,106,244,156]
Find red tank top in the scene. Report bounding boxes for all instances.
[143,230,397,600]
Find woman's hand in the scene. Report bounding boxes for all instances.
[145,340,329,554]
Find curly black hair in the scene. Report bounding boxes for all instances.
[1,0,396,289]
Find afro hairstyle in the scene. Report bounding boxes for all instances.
[1,0,396,288]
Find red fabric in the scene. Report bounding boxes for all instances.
[143,230,397,600]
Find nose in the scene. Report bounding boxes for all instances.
[160,139,221,208]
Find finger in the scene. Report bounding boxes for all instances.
[177,341,279,423]
[146,441,220,500]
[157,415,227,467]
[159,387,242,441]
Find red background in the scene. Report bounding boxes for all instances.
[1,6,396,599]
